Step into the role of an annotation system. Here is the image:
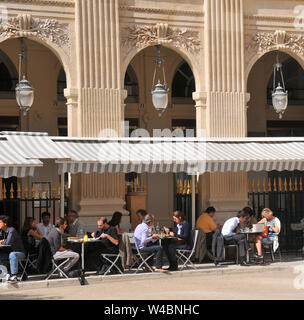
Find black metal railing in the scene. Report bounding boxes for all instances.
[248,175,304,254]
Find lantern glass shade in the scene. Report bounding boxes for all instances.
[15,77,34,115]
[272,83,288,119]
[151,81,169,117]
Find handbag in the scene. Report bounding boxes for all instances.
[262,225,269,238]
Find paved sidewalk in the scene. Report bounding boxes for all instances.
[0,255,303,292]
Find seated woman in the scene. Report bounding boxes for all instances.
[21,217,43,254]
[108,211,123,234]
[163,211,191,271]
[254,208,280,259]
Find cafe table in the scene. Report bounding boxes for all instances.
[240,230,262,262]
[67,237,100,285]
[157,235,178,246]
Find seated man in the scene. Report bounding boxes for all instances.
[196,206,220,251]
[47,217,80,277]
[38,212,54,238]
[64,209,86,238]
[134,214,167,273]
[94,217,121,275]
[0,215,26,283]
[221,209,250,266]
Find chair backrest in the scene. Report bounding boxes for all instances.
[190,229,199,253]
[274,217,281,234]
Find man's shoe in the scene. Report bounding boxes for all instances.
[154,268,168,273]
[239,261,251,267]
[8,274,18,283]
[96,265,109,275]
[253,253,263,259]
[68,270,81,278]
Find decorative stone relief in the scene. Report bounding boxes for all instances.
[0,14,71,56]
[245,30,304,65]
[122,23,201,57]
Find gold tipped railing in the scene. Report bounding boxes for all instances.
[249,176,304,193]
[0,182,70,200]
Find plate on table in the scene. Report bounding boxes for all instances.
[87,238,99,242]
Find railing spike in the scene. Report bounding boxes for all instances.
[263,178,266,193]
[24,184,29,199]
[10,183,14,199]
[3,184,6,200]
[284,178,288,192]
[289,177,293,192]
[268,178,272,192]
[17,183,21,199]
[278,177,282,192]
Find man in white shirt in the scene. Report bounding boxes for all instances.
[221,210,250,266]
[134,214,167,273]
[37,212,54,238]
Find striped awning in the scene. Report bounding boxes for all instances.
[1,131,70,160]
[0,136,42,178]
[53,137,304,174]
[0,132,71,178]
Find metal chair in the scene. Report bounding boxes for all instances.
[45,256,70,280]
[176,230,199,270]
[128,234,154,273]
[18,252,38,281]
[223,243,239,264]
[100,252,123,275]
[262,239,282,263]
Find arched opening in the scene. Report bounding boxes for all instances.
[172,61,195,104]
[0,49,18,98]
[247,51,304,251]
[0,38,67,135]
[124,65,139,104]
[124,45,197,229]
[57,67,67,101]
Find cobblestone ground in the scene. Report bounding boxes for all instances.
[0,266,304,300]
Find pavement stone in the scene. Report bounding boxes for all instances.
[0,256,303,292]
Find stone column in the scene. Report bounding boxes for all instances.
[73,0,129,228]
[200,0,249,223]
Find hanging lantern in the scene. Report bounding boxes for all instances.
[151,45,169,118]
[272,51,288,119]
[15,38,34,116]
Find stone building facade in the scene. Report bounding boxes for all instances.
[0,0,304,228]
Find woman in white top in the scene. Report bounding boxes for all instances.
[254,208,280,259]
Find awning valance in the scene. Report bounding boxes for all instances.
[52,137,304,174]
[2,133,304,177]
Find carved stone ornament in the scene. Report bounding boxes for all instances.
[245,30,304,64]
[122,23,201,55]
[0,14,71,56]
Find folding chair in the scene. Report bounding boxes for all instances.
[176,230,199,270]
[100,252,123,275]
[128,234,154,273]
[18,252,38,281]
[223,243,239,264]
[45,256,70,280]
[262,239,282,263]
[262,218,282,263]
